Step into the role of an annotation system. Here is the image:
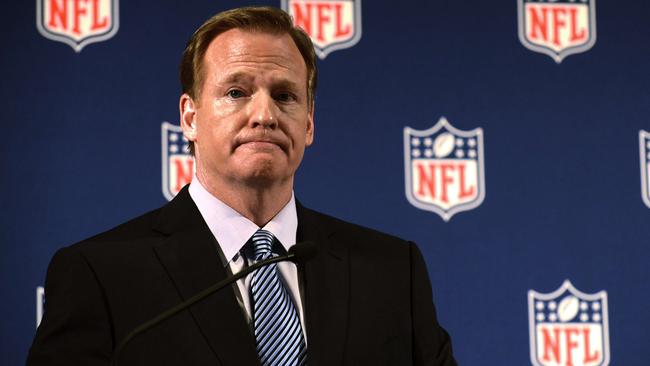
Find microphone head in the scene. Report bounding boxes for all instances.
[288,241,318,264]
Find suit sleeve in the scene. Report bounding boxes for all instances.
[26,247,114,366]
[409,242,457,366]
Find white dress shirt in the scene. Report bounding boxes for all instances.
[188,177,307,340]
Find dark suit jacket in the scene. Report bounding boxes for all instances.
[27,187,456,365]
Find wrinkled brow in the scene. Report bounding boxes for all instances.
[219,71,253,84]
[271,79,301,91]
[220,71,302,91]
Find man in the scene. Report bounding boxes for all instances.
[27,6,456,366]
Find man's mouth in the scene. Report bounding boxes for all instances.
[236,137,286,152]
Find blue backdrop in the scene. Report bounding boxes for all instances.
[2,0,649,365]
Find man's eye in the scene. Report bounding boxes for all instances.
[275,92,296,102]
[227,89,245,98]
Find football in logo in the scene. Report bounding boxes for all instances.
[37,0,119,52]
[161,122,194,201]
[518,0,596,63]
[403,117,485,221]
[640,130,650,209]
[282,0,362,59]
[528,280,610,366]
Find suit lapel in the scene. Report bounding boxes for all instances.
[151,187,260,366]
[149,188,350,366]
[297,203,350,366]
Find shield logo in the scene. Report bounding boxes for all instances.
[36,0,119,52]
[161,122,194,201]
[518,0,597,63]
[640,130,650,209]
[528,280,610,366]
[403,117,485,221]
[282,0,362,59]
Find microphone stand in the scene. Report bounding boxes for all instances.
[111,252,296,366]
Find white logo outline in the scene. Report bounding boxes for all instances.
[36,286,45,328]
[640,130,650,208]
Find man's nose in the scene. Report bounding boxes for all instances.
[248,92,278,129]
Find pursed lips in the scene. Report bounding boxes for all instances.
[235,137,287,152]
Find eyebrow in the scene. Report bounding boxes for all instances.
[271,79,301,91]
[219,71,302,91]
[220,71,253,84]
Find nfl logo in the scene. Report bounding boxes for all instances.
[403,117,485,221]
[36,0,119,52]
[282,0,362,59]
[528,280,610,366]
[161,122,194,201]
[640,130,650,209]
[518,0,596,63]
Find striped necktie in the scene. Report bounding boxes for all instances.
[250,229,307,366]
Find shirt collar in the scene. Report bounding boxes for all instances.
[188,176,298,265]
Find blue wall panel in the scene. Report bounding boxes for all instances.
[2,0,649,364]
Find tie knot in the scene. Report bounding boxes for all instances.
[251,229,275,259]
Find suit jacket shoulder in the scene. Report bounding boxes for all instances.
[296,204,457,366]
[297,203,413,255]
[28,187,250,366]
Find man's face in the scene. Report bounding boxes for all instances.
[181,29,314,189]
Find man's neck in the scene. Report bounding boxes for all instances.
[195,171,293,227]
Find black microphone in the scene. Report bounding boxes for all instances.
[111,241,317,366]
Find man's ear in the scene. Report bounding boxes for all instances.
[305,104,314,147]
[179,93,198,142]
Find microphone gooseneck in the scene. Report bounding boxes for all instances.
[111,241,316,366]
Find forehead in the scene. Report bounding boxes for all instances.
[203,28,307,84]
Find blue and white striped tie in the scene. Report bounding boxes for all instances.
[250,229,307,366]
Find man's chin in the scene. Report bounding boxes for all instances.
[239,172,291,188]
[234,161,291,187]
